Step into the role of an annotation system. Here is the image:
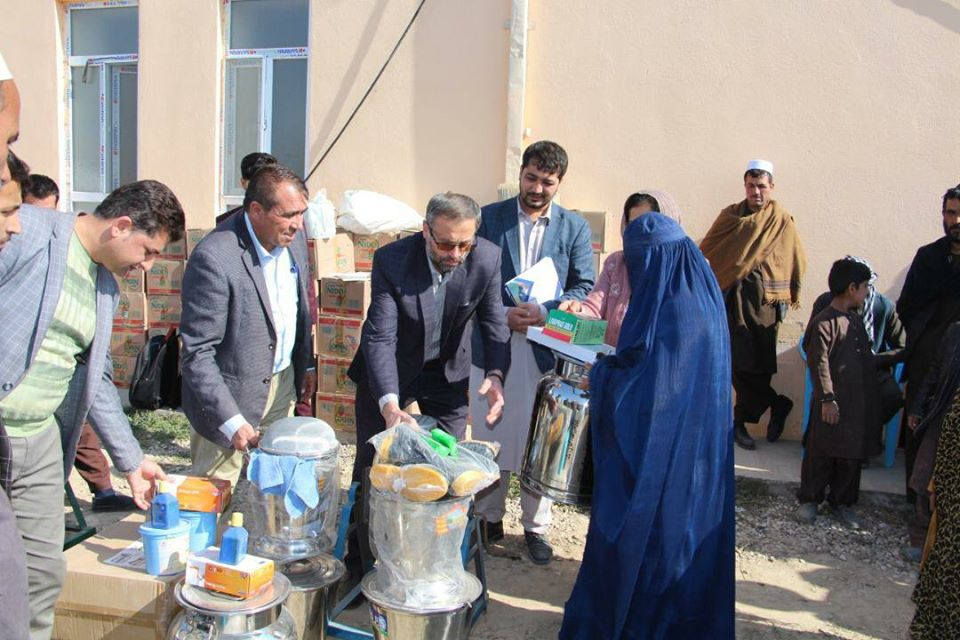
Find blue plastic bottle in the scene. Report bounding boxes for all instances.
[219,512,248,565]
[150,481,180,529]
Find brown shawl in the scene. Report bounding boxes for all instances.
[700,199,807,307]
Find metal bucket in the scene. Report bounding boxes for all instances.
[168,574,298,639]
[280,554,345,640]
[520,356,593,505]
[362,572,481,640]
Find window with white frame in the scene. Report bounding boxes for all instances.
[223,0,309,203]
[66,1,139,212]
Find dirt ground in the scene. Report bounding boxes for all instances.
[69,435,918,639]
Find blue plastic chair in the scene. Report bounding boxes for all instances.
[797,343,903,468]
[326,482,489,638]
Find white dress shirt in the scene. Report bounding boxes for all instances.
[517,198,552,320]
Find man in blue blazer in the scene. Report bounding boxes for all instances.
[471,140,594,565]
[344,192,510,588]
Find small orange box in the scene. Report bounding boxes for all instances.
[186,548,274,599]
[167,475,232,513]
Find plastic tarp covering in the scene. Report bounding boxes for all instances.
[367,424,500,500]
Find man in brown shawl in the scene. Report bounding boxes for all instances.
[701,160,807,450]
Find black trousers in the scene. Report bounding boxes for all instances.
[798,454,862,507]
[346,360,469,577]
[733,370,779,424]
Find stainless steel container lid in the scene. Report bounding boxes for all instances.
[259,417,339,458]
[176,574,292,615]
[360,572,482,614]
[278,553,346,591]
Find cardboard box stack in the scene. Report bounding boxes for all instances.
[110,226,213,389]
[309,228,422,435]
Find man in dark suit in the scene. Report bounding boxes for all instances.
[181,165,316,485]
[471,140,594,565]
[344,191,510,587]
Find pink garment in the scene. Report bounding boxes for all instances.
[579,189,683,346]
[579,251,630,346]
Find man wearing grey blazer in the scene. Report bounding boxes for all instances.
[181,165,316,485]
[0,180,182,638]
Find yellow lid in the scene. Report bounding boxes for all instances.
[158,481,172,495]
[230,512,244,528]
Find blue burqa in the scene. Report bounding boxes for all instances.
[559,213,735,639]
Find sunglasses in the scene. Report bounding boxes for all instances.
[428,225,475,252]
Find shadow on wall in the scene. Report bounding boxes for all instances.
[307,0,391,165]
[891,0,960,35]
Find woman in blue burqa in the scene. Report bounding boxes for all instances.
[559,212,735,639]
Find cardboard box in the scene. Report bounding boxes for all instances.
[53,513,181,640]
[158,234,186,260]
[314,315,363,358]
[114,293,148,329]
[114,270,145,294]
[306,233,355,279]
[146,260,185,295]
[147,295,182,328]
[319,275,371,318]
[111,329,146,358]
[315,393,357,432]
[543,309,607,345]
[353,232,396,271]
[167,475,232,513]
[318,358,356,395]
[185,548,274,599]
[112,355,138,388]
[185,228,212,258]
[577,210,620,253]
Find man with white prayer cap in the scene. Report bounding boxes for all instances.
[0,49,31,640]
[700,159,807,451]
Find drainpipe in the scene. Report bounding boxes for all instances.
[500,0,528,200]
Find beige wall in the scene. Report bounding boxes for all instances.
[521,0,960,438]
[138,0,222,228]
[6,0,960,439]
[0,0,65,187]
[306,0,511,211]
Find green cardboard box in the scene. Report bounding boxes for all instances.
[542,309,607,345]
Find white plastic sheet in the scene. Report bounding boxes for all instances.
[304,188,337,239]
[337,190,423,235]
